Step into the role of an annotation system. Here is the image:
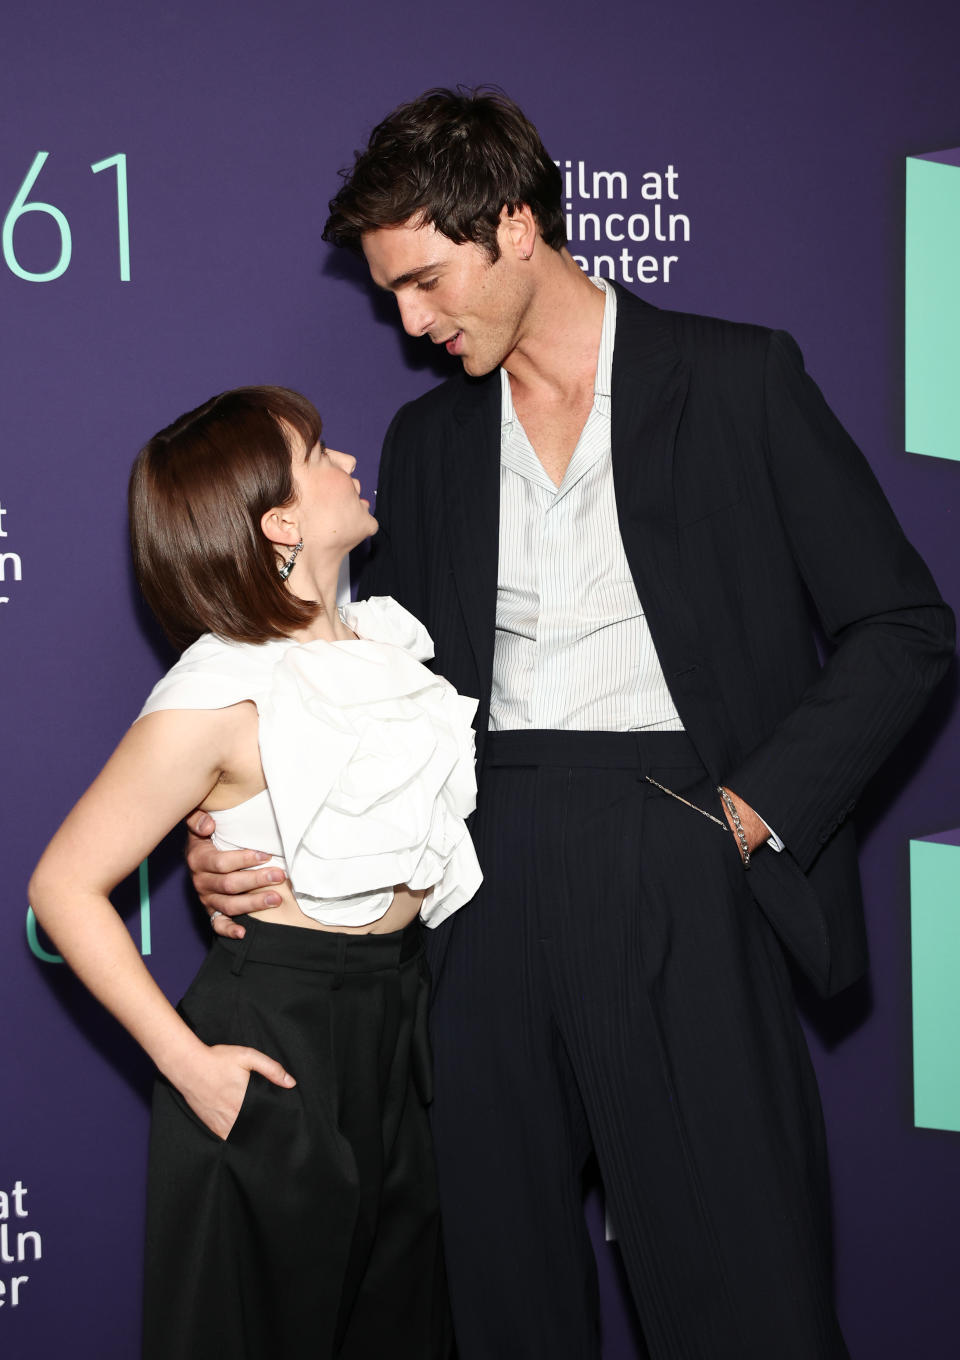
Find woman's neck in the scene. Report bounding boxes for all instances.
[284,557,355,642]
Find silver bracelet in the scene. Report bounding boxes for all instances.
[717,787,751,868]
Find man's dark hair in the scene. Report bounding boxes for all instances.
[323,87,565,261]
[129,386,322,651]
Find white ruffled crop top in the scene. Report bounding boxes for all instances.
[137,597,482,930]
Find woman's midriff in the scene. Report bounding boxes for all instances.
[251,879,427,935]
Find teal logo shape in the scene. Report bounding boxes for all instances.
[905,148,960,461]
[911,832,960,1132]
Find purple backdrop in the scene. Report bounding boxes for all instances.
[3,1,959,1354]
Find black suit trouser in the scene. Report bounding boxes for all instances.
[426,730,850,1360]
[143,918,452,1360]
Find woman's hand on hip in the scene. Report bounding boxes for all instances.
[176,1043,297,1141]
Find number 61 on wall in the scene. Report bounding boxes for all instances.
[3,151,130,282]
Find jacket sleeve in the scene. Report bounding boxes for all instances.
[725,329,955,871]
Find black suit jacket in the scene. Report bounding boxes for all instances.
[362,283,954,997]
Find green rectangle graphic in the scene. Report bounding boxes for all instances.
[911,836,960,1132]
[905,153,960,462]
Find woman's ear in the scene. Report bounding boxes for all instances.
[260,505,300,548]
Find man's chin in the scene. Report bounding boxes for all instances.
[460,352,499,378]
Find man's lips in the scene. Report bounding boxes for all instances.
[441,330,463,355]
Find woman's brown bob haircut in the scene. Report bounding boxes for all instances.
[323,86,566,261]
[129,386,322,652]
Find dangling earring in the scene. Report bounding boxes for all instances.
[278,539,303,581]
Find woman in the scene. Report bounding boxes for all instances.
[28,386,480,1360]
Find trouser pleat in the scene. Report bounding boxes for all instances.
[427,731,849,1360]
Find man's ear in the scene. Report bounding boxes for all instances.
[260,505,300,548]
[499,203,538,260]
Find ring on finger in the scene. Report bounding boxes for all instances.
[210,909,224,925]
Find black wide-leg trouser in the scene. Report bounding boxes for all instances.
[427,730,850,1360]
[143,918,452,1360]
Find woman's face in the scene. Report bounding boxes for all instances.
[290,435,378,554]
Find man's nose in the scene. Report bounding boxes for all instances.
[396,292,433,338]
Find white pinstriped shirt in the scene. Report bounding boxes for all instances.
[490,279,684,733]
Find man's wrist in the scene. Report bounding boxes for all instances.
[719,787,751,866]
[718,785,770,863]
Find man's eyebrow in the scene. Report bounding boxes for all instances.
[385,261,445,290]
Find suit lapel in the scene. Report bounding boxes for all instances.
[610,286,713,747]
[442,372,501,708]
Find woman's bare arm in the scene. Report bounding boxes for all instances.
[29,708,295,1136]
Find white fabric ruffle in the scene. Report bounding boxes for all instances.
[137,598,481,928]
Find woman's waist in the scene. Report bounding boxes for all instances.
[216,910,425,970]
[247,877,427,935]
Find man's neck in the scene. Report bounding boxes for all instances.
[502,250,607,403]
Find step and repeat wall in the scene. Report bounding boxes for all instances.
[3,1,958,1355]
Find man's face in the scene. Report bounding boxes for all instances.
[362,217,529,377]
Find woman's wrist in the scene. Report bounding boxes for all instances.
[151,1027,212,1088]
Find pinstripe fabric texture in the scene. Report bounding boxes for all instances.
[491,279,684,732]
[429,733,847,1359]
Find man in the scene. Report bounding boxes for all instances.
[189,89,954,1358]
